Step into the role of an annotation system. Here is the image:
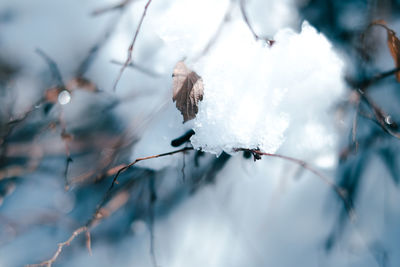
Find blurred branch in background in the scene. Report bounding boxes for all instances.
[1,1,400,267]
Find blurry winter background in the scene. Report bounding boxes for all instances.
[1,0,400,266]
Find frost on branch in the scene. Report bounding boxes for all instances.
[187,21,345,156]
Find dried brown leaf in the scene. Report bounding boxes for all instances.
[371,20,400,82]
[387,30,400,81]
[172,61,204,122]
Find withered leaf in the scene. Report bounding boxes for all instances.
[172,61,204,122]
[387,30,400,81]
[371,20,400,82]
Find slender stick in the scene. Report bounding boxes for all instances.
[235,148,356,221]
[87,146,193,226]
[26,226,90,267]
[27,146,193,267]
[112,0,153,91]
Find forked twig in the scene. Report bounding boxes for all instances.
[27,146,193,267]
[112,0,153,91]
[88,146,193,225]
[110,59,160,77]
[26,226,90,267]
[359,91,400,139]
[28,145,355,266]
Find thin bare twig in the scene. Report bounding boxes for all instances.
[76,14,123,77]
[148,177,158,267]
[235,148,356,221]
[28,142,360,267]
[359,90,400,139]
[28,146,193,267]
[35,48,65,89]
[181,151,186,182]
[353,67,400,88]
[239,0,274,45]
[112,0,153,91]
[59,110,73,190]
[239,0,259,40]
[352,97,361,154]
[26,226,90,267]
[366,66,400,85]
[88,146,193,226]
[110,59,160,77]
[347,66,400,141]
[85,230,92,256]
[91,0,135,16]
[192,0,235,62]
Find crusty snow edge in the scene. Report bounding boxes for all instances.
[190,21,345,156]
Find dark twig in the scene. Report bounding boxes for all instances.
[347,66,400,140]
[239,0,274,45]
[181,151,186,182]
[91,0,135,16]
[359,91,400,139]
[367,67,400,85]
[148,177,158,267]
[239,0,259,40]
[87,146,193,226]
[352,98,361,154]
[193,0,235,62]
[59,110,73,190]
[110,60,160,78]
[76,14,123,77]
[353,67,400,88]
[28,146,193,267]
[235,148,356,221]
[35,48,65,89]
[6,99,43,126]
[28,143,359,267]
[112,0,153,91]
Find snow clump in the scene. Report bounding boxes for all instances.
[189,21,345,155]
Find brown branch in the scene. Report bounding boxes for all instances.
[358,90,400,139]
[110,59,160,77]
[112,0,153,91]
[27,146,193,267]
[26,226,90,267]
[235,148,356,221]
[347,65,400,141]
[27,143,359,267]
[88,146,193,226]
